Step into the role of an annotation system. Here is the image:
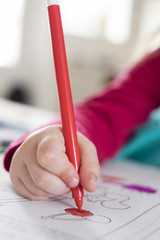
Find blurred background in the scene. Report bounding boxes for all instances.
[0,0,159,111]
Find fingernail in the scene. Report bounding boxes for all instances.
[89,176,97,190]
[68,178,79,188]
[90,175,97,183]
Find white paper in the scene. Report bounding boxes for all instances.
[1,155,160,240]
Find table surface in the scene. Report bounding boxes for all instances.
[0,98,55,130]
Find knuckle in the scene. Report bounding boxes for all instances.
[38,142,55,168]
[38,152,53,168]
[47,126,64,142]
[60,167,78,185]
[52,127,63,137]
[37,135,65,168]
[39,137,52,153]
[59,166,71,179]
[34,173,49,189]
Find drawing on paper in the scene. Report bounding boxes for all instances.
[41,186,132,224]
[102,175,157,194]
[0,186,29,207]
[45,186,131,211]
[0,198,28,207]
[41,208,111,223]
[85,187,131,210]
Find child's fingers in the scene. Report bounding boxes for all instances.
[10,159,55,200]
[10,174,45,201]
[26,160,71,195]
[36,135,79,188]
[18,164,54,198]
[78,134,100,192]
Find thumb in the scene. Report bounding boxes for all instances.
[78,133,100,192]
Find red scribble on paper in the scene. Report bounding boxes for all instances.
[65,208,93,217]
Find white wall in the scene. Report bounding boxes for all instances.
[0,0,159,111]
[0,0,58,110]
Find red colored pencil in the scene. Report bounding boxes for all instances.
[47,0,84,210]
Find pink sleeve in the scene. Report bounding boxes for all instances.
[4,49,160,170]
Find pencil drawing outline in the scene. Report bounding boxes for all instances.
[85,186,131,210]
[41,211,111,224]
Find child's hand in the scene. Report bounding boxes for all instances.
[9,126,100,200]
